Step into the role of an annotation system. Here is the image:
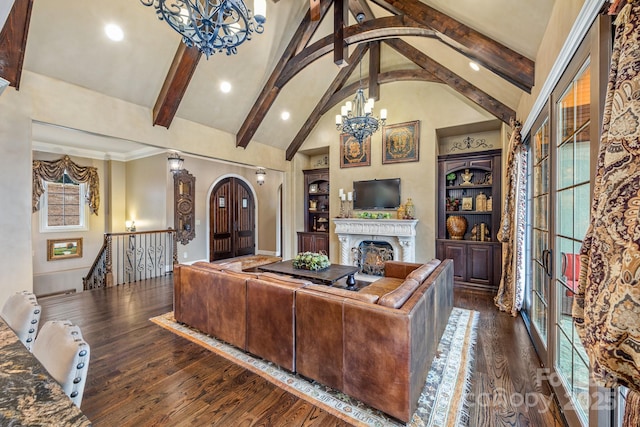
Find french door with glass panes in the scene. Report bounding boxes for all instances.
[523,16,613,427]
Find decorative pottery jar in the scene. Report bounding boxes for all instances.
[486,196,493,211]
[405,198,415,219]
[446,215,468,240]
[397,204,406,220]
[309,200,318,210]
[476,192,487,211]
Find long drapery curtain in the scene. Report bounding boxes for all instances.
[574,1,640,421]
[32,155,100,215]
[494,119,527,316]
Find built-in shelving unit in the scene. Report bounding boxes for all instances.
[298,168,329,255]
[436,149,502,293]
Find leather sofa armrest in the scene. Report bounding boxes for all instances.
[383,261,422,279]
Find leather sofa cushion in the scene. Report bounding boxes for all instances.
[377,278,422,308]
[359,277,404,298]
[304,284,379,303]
[405,259,441,284]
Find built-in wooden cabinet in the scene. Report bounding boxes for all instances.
[297,168,329,255]
[436,150,501,292]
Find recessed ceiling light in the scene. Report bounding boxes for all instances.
[469,61,480,71]
[281,111,290,121]
[105,24,124,42]
[220,81,232,93]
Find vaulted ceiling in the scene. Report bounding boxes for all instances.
[0,0,556,159]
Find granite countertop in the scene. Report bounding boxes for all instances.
[0,318,91,426]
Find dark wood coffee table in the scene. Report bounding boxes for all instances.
[258,260,359,289]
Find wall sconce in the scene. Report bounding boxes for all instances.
[125,220,136,232]
[256,168,266,186]
[168,151,184,173]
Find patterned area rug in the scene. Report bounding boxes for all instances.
[150,307,478,427]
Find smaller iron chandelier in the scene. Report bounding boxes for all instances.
[336,88,387,143]
[168,151,184,173]
[140,0,266,57]
[255,167,266,185]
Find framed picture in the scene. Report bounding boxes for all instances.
[382,120,420,164]
[340,134,371,168]
[309,184,319,193]
[461,197,473,211]
[47,238,83,261]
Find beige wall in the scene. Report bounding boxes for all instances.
[0,90,33,304]
[304,81,495,263]
[0,1,596,303]
[31,152,106,296]
[161,155,285,262]
[517,0,586,122]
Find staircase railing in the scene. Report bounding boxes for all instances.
[83,229,177,290]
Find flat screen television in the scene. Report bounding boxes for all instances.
[353,178,401,210]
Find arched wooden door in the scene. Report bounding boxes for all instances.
[209,177,255,261]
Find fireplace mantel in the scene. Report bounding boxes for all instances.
[332,218,419,265]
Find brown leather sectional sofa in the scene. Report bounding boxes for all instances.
[173,257,454,423]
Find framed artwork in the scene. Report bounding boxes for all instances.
[340,134,371,168]
[47,238,83,261]
[461,197,473,211]
[382,120,420,164]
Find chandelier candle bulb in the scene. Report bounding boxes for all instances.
[347,192,352,201]
[339,188,344,197]
[253,0,266,20]
[346,101,352,112]
[335,114,342,125]
[380,109,387,120]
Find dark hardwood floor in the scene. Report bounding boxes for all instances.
[38,277,567,426]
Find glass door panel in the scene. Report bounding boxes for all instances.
[529,118,551,346]
[554,59,591,425]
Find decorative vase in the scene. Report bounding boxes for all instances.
[405,198,415,219]
[476,192,487,211]
[446,215,468,240]
[309,200,318,210]
[397,204,406,220]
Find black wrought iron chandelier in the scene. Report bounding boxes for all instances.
[335,60,387,143]
[140,0,266,57]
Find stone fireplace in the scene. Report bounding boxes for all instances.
[332,219,419,268]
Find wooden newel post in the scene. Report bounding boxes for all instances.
[105,234,114,287]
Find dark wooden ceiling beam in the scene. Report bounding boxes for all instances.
[334,0,348,67]
[348,0,374,21]
[275,15,436,88]
[385,38,515,124]
[370,0,534,92]
[0,0,34,89]
[236,0,332,148]
[321,68,441,115]
[368,41,380,100]
[286,44,369,161]
[152,43,202,128]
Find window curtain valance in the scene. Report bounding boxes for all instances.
[32,155,100,215]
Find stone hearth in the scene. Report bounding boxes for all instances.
[332,219,419,267]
